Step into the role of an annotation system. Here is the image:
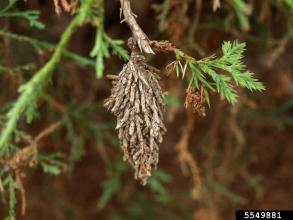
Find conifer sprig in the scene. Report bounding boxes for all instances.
[231,0,252,31]
[0,0,96,153]
[0,30,95,68]
[90,30,129,78]
[0,10,45,29]
[90,0,129,78]
[173,41,265,104]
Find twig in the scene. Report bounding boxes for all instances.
[175,112,202,199]
[0,30,95,68]
[60,0,79,14]
[15,170,26,215]
[0,177,3,192]
[213,0,221,12]
[1,121,61,216]
[34,121,61,143]
[53,0,62,15]
[53,0,79,15]
[119,2,206,63]
[267,36,289,67]
[120,0,154,54]
[150,40,199,63]
[42,94,66,113]
[5,122,61,170]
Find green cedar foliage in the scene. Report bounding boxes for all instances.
[0,0,97,152]
[174,41,265,105]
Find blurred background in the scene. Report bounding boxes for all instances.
[0,0,292,219]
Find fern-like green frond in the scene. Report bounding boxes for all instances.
[173,40,265,104]
[90,31,129,78]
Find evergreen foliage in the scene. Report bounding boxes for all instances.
[1,0,285,219]
[173,41,265,104]
[0,0,96,152]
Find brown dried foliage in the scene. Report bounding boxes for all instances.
[53,0,79,15]
[184,87,206,117]
[104,39,166,185]
[0,122,61,215]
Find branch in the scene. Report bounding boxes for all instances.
[1,121,60,216]
[149,40,265,104]
[120,0,154,54]
[150,40,198,63]
[0,0,95,152]
[0,30,95,68]
[53,0,79,15]
[175,112,202,199]
[4,122,61,170]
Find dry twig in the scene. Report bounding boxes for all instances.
[175,112,202,199]
[1,121,61,215]
[15,169,26,215]
[53,0,79,15]
[120,0,154,54]
[5,121,61,170]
